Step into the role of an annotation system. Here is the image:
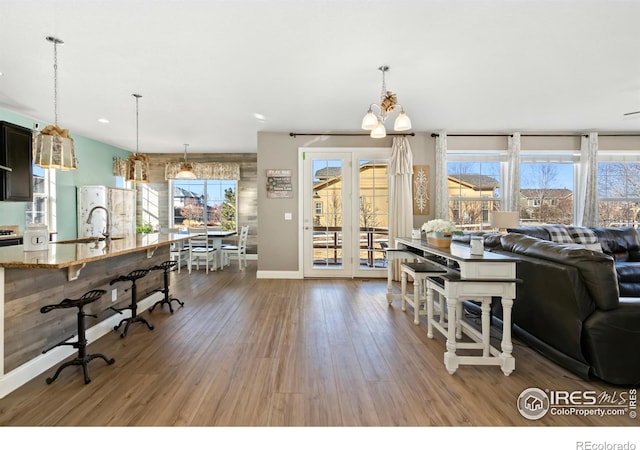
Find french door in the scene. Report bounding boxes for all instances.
[300,148,390,278]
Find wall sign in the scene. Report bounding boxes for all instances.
[266,169,293,198]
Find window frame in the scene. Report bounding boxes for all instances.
[170,178,238,231]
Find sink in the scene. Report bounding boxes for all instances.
[54,236,126,244]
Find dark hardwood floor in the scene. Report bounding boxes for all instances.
[0,261,635,431]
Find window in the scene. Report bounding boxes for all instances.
[25,165,54,226]
[447,151,503,230]
[597,153,640,227]
[171,179,237,230]
[315,201,323,215]
[520,153,575,226]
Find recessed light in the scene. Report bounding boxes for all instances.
[253,113,266,122]
[97,118,110,124]
[0,72,4,77]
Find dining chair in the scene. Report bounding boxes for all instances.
[163,227,189,273]
[187,227,217,273]
[221,225,249,270]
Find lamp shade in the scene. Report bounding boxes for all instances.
[489,211,520,229]
[393,112,412,131]
[361,111,379,130]
[370,123,387,139]
[33,133,77,170]
[126,153,150,183]
[175,162,197,179]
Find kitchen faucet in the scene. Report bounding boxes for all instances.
[86,206,111,244]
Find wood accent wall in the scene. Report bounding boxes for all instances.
[3,248,170,372]
[136,153,258,255]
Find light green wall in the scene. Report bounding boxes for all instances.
[0,108,131,240]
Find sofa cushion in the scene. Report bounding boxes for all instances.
[613,262,640,296]
[591,227,640,261]
[501,233,620,310]
[508,226,550,241]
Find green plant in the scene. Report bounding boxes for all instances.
[136,223,153,234]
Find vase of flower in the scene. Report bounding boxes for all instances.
[421,219,457,248]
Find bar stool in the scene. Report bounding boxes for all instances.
[40,289,115,385]
[149,260,184,314]
[384,248,420,304]
[400,261,447,325]
[110,269,154,338]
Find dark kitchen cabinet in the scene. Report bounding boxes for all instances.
[0,121,33,202]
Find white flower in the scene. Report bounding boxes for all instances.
[421,219,456,234]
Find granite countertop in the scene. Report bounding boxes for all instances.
[0,233,193,269]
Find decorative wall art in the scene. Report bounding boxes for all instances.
[412,165,430,215]
[266,169,293,198]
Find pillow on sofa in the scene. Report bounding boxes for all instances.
[543,225,574,244]
[567,226,602,252]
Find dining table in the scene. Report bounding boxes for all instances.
[204,230,237,269]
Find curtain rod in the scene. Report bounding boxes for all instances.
[290,132,415,137]
[431,133,640,138]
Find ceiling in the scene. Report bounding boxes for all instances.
[1,0,640,154]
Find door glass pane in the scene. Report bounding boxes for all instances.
[358,159,388,268]
[312,159,343,268]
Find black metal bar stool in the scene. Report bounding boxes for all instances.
[149,260,184,314]
[40,289,115,385]
[110,269,154,338]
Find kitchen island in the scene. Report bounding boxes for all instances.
[0,232,192,398]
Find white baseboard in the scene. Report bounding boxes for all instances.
[0,291,162,399]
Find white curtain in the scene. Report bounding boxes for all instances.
[504,132,521,212]
[576,132,599,226]
[434,131,448,219]
[389,136,413,280]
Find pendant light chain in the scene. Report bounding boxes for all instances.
[379,66,387,102]
[134,93,142,156]
[52,38,60,127]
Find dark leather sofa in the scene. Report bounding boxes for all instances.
[508,225,640,297]
[454,229,640,385]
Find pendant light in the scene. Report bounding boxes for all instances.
[175,144,197,179]
[361,65,412,138]
[33,36,77,170]
[126,93,150,183]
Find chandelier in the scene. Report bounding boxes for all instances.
[175,144,197,179]
[361,65,412,138]
[126,93,150,183]
[33,36,77,170]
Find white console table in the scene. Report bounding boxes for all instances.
[394,237,520,376]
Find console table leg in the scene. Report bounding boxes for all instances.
[500,297,515,375]
[426,286,434,339]
[444,296,459,375]
[401,272,407,312]
[386,261,394,304]
[481,298,491,357]
[413,277,421,325]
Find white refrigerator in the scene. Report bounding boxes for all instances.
[77,186,136,238]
